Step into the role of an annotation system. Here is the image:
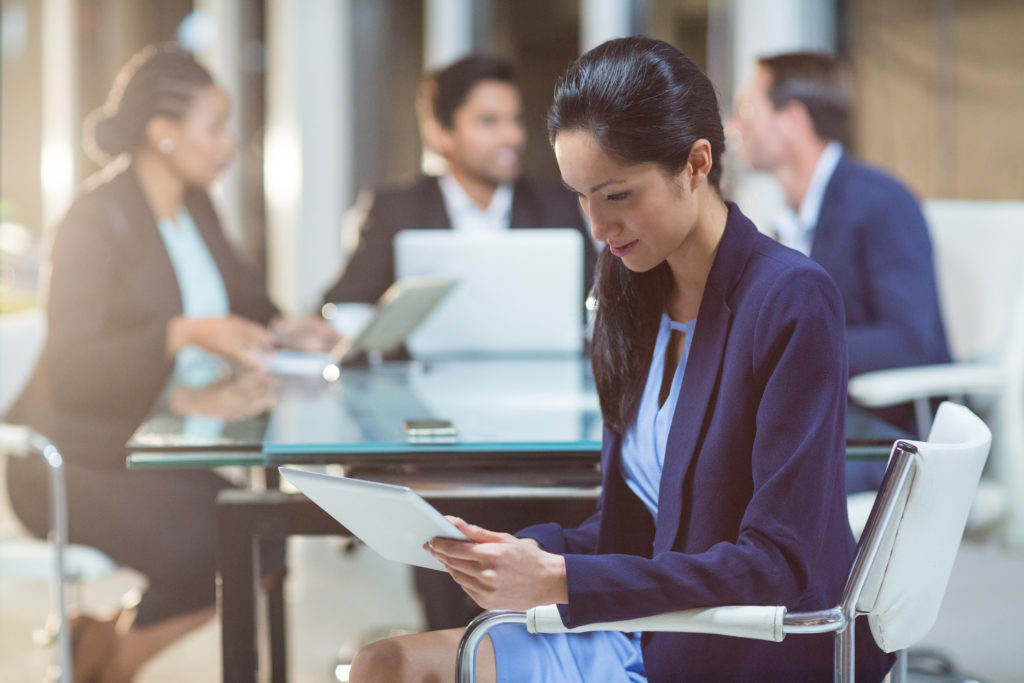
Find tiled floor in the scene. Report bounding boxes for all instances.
[2,525,1023,682]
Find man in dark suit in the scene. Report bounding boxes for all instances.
[321,55,594,307]
[730,52,951,491]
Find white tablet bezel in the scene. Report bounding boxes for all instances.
[279,467,468,570]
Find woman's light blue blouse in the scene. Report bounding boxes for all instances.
[620,313,698,519]
[157,207,231,389]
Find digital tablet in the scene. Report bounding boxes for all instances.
[278,467,469,570]
[328,276,458,365]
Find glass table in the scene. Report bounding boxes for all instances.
[126,355,904,683]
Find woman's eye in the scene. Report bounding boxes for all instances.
[606,191,631,201]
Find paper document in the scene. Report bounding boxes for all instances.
[263,350,332,376]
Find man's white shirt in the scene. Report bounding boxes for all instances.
[776,141,843,256]
[438,173,514,233]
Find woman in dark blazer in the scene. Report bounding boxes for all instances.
[4,43,335,682]
[349,38,893,683]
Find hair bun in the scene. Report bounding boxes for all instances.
[83,107,127,162]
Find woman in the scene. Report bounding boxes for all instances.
[348,37,892,682]
[4,43,335,682]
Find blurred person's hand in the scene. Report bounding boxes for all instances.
[270,315,343,352]
[170,369,279,420]
[167,314,275,369]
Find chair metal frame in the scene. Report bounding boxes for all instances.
[457,439,922,683]
[1,425,76,683]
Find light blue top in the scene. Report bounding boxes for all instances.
[620,312,698,519]
[157,207,231,389]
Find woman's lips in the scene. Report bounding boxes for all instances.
[609,240,638,257]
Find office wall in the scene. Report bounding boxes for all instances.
[848,0,1024,199]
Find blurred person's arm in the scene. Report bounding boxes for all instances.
[320,190,396,306]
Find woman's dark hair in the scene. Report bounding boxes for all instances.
[758,52,852,147]
[432,54,518,130]
[548,36,725,434]
[83,42,214,163]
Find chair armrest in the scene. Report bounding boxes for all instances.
[849,363,1004,408]
[0,423,32,454]
[527,604,787,643]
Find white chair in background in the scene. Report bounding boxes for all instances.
[456,402,991,683]
[849,199,1024,546]
[1,308,116,683]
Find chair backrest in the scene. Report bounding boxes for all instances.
[851,402,990,653]
[0,307,46,415]
[923,199,1024,365]
[0,308,46,535]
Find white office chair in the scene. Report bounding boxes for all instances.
[0,308,116,683]
[849,199,1024,546]
[456,402,991,683]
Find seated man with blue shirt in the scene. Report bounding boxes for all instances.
[730,52,951,492]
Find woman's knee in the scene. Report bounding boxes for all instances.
[349,637,413,683]
[349,630,464,683]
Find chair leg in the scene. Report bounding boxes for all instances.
[44,441,73,683]
[834,621,855,683]
[889,649,907,683]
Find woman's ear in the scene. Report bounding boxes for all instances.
[685,139,713,191]
[145,117,177,155]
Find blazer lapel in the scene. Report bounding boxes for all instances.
[809,155,847,263]
[509,178,541,227]
[118,165,183,317]
[419,176,453,227]
[651,204,756,554]
[652,288,732,554]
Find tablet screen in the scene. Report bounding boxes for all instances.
[279,467,468,570]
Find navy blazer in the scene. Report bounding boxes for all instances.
[811,155,950,376]
[319,175,595,306]
[5,160,278,467]
[520,206,892,681]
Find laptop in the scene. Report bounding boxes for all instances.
[393,229,584,355]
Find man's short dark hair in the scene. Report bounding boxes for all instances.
[432,55,518,129]
[758,52,853,146]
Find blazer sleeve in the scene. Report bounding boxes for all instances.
[40,198,174,411]
[557,267,850,627]
[320,191,395,305]
[517,507,603,556]
[845,193,948,374]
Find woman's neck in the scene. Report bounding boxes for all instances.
[132,148,186,220]
[664,194,729,322]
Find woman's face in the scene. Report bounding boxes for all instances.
[163,85,235,187]
[554,130,699,273]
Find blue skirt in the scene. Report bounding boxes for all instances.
[489,624,647,682]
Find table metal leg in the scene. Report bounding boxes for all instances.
[218,493,259,683]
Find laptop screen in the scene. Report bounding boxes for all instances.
[393,229,584,355]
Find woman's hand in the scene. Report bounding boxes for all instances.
[270,315,342,352]
[170,370,279,419]
[167,314,275,369]
[425,517,568,610]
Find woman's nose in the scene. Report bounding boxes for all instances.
[587,205,615,243]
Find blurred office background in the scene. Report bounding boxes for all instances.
[2,0,1023,681]
[4,0,1022,314]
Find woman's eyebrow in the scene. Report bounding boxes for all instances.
[561,179,626,194]
[589,179,625,192]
